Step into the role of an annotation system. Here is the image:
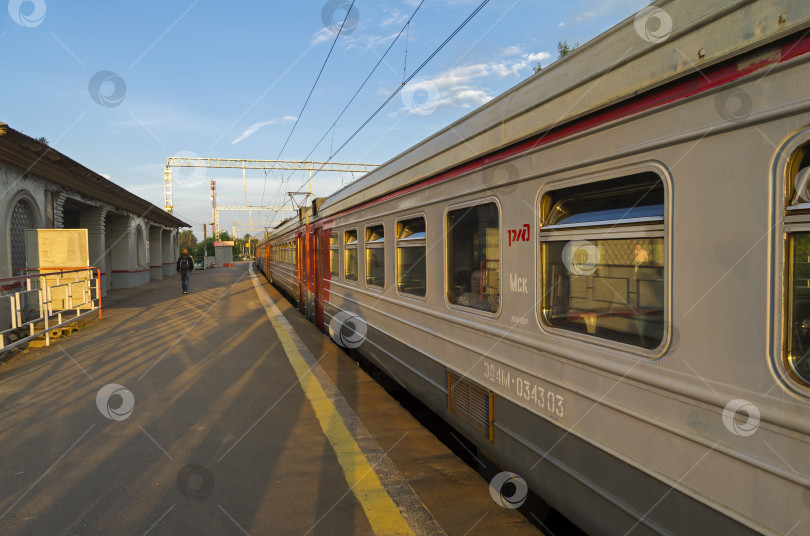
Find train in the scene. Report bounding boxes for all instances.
[255,1,810,534]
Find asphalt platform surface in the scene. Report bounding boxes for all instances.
[0,262,543,535]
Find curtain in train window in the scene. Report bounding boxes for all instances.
[397,217,426,297]
[446,202,499,312]
[365,225,385,288]
[540,173,666,349]
[329,232,339,277]
[344,229,358,281]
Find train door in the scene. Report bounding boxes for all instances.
[297,229,306,315]
[306,222,316,322]
[313,224,324,331]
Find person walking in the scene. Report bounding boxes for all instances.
[176,249,195,294]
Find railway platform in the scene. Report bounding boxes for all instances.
[0,261,545,535]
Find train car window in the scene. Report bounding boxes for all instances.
[785,143,810,388]
[446,202,499,313]
[365,225,385,288]
[540,173,665,349]
[345,229,358,282]
[329,232,339,277]
[397,217,426,297]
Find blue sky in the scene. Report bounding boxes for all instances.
[2,0,650,239]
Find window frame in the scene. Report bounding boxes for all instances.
[328,230,340,278]
[344,228,359,283]
[536,165,672,358]
[443,197,502,317]
[395,213,428,301]
[778,133,810,395]
[364,222,385,290]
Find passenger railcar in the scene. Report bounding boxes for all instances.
[257,1,810,534]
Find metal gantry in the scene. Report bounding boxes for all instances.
[162,157,378,215]
[208,178,289,240]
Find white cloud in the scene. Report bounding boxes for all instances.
[392,50,551,116]
[380,8,409,28]
[498,45,524,56]
[232,116,296,145]
[311,27,334,45]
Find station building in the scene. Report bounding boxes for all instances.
[0,122,188,293]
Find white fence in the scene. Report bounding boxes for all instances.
[0,267,101,353]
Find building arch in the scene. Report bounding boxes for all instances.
[6,191,42,276]
[135,224,146,268]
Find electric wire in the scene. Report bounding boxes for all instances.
[300,0,425,166]
[265,0,423,225]
[295,0,491,194]
[260,1,356,207]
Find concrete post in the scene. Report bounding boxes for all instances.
[162,228,174,276]
[148,225,163,280]
[106,214,131,289]
[79,207,109,296]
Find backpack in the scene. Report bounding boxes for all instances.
[179,257,191,270]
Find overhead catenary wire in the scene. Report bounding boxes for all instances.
[264,0,420,224]
[295,0,491,194]
[260,0,356,206]
[300,0,425,166]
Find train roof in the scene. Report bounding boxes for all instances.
[316,0,810,220]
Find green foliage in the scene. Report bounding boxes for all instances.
[191,231,259,259]
[531,40,580,75]
[557,40,580,59]
[193,237,214,257]
[179,229,197,252]
[35,136,48,145]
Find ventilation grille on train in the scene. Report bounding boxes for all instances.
[448,371,494,441]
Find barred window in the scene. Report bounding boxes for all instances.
[345,229,358,282]
[365,224,385,288]
[9,199,34,276]
[329,232,339,277]
[447,202,499,313]
[397,217,426,297]
[540,173,666,349]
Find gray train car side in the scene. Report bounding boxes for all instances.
[260,2,810,534]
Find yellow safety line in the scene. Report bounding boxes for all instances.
[249,267,415,536]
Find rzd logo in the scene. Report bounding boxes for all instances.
[508,224,530,246]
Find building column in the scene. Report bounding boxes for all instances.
[148,225,163,280]
[162,228,174,276]
[106,214,132,289]
[79,207,109,296]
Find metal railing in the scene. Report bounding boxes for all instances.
[0,267,102,353]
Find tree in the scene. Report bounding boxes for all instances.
[533,62,542,73]
[194,237,214,258]
[35,136,48,144]
[557,40,580,59]
[179,229,198,252]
